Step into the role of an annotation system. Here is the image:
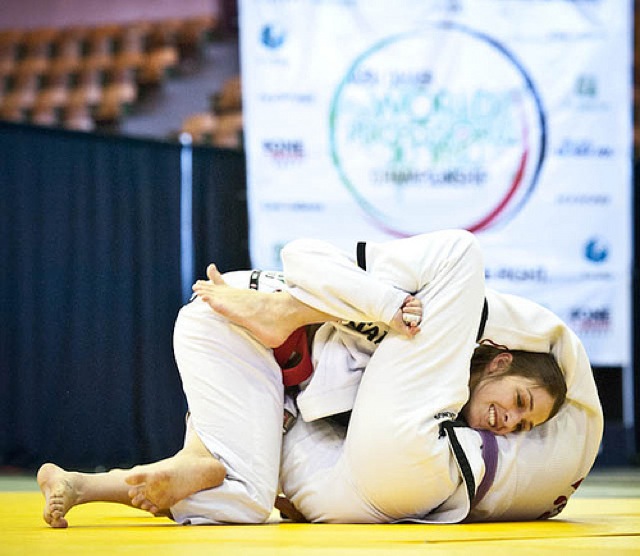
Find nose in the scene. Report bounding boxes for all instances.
[503,408,524,432]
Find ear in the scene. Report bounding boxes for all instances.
[486,352,513,376]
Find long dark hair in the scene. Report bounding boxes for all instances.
[470,343,568,422]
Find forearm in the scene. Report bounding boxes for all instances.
[282,230,482,325]
[281,238,407,325]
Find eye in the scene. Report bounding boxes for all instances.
[516,391,523,408]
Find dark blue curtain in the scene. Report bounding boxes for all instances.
[634,159,639,459]
[0,123,187,470]
[192,145,250,276]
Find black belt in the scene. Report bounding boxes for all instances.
[355,241,488,341]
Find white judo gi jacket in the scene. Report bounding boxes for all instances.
[276,231,603,523]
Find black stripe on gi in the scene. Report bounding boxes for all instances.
[356,241,367,270]
[439,420,476,507]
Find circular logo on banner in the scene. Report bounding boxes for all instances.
[329,22,546,236]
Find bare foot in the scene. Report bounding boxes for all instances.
[37,463,80,528]
[195,264,422,344]
[192,264,310,347]
[125,453,226,512]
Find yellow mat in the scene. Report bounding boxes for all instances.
[1,492,639,556]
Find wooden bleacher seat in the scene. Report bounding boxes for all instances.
[81,23,122,76]
[211,75,241,113]
[94,80,136,126]
[176,15,217,59]
[0,29,23,48]
[63,100,95,131]
[86,23,123,52]
[0,94,28,121]
[0,66,13,98]
[48,27,88,77]
[147,18,183,50]
[0,53,16,79]
[137,46,179,86]
[0,15,224,133]
[0,70,40,121]
[22,27,59,59]
[32,90,64,126]
[15,28,60,87]
[213,111,243,149]
[0,29,23,77]
[80,50,113,76]
[68,68,104,110]
[110,22,151,75]
[118,21,152,52]
[37,71,71,111]
[181,112,218,144]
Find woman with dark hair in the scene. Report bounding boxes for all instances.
[463,343,567,433]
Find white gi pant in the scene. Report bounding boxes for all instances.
[169,296,284,524]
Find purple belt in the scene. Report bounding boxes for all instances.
[473,429,499,508]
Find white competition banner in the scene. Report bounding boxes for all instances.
[239,0,632,366]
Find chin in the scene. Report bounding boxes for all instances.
[460,411,475,428]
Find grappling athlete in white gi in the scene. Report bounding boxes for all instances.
[38,230,602,526]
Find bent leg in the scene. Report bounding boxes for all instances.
[37,288,286,528]
[169,298,285,524]
[193,264,337,347]
[193,265,419,346]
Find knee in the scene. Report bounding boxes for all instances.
[170,484,276,525]
[448,229,483,271]
[452,228,480,251]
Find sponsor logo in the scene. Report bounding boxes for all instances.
[555,138,613,158]
[584,237,609,263]
[485,266,549,282]
[263,202,324,211]
[260,24,287,49]
[329,22,546,236]
[556,193,610,205]
[262,139,306,165]
[564,73,610,112]
[580,270,613,280]
[568,306,611,333]
[259,92,315,104]
[575,74,597,98]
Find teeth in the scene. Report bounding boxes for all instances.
[489,405,496,427]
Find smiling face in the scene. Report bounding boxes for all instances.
[461,352,555,435]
